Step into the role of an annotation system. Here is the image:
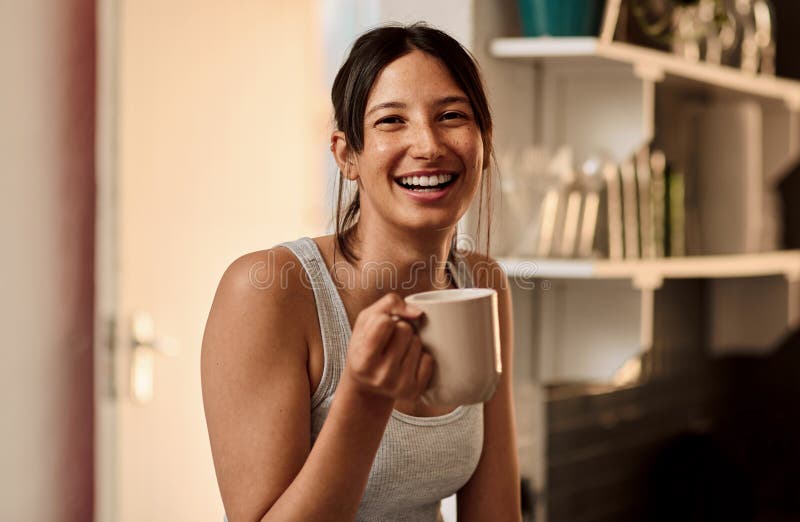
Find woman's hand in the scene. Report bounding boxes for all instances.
[343,293,435,402]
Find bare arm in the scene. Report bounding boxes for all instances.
[457,258,522,521]
[201,250,432,522]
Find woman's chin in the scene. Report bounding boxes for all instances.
[400,215,461,235]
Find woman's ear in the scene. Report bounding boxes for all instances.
[331,131,358,180]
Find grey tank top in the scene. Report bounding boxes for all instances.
[280,237,484,522]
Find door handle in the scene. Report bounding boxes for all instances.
[130,311,179,403]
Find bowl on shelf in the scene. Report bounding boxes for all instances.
[517,0,606,37]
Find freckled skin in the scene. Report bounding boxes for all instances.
[346,50,484,234]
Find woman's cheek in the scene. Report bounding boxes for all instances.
[457,129,482,161]
[373,140,392,154]
[467,143,483,172]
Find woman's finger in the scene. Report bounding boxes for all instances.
[396,335,423,397]
[357,312,398,361]
[346,293,426,397]
[382,318,414,360]
[415,351,435,398]
[370,292,423,320]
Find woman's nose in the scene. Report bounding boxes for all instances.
[408,123,444,160]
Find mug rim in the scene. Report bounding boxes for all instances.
[405,287,496,304]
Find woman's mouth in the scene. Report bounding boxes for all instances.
[394,173,458,192]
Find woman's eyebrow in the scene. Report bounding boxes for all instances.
[436,95,470,106]
[365,101,406,117]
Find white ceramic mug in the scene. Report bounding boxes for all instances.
[405,288,502,407]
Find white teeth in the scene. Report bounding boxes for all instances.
[398,173,454,187]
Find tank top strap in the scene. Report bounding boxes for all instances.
[278,237,351,409]
[449,249,474,289]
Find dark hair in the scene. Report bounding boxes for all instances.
[331,22,494,263]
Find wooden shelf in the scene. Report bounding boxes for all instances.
[489,37,800,109]
[499,250,800,289]
[489,36,600,58]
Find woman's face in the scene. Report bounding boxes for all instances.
[347,50,484,235]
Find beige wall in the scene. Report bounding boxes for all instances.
[103,1,326,520]
[0,0,325,519]
[0,1,96,521]
[117,0,327,262]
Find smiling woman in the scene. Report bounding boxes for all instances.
[330,25,494,265]
[201,23,521,522]
[332,48,484,251]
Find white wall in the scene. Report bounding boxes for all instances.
[378,0,474,48]
[0,1,95,521]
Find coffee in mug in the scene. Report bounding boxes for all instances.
[405,288,502,407]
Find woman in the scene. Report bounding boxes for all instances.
[201,23,521,521]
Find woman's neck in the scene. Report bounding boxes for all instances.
[337,222,456,300]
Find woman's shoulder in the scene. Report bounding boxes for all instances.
[220,246,309,298]
[211,244,318,330]
[201,244,321,376]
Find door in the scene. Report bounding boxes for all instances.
[95,1,324,520]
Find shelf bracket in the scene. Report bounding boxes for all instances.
[632,274,662,353]
[632,273,663,291]
[787,101,800,157]
[784,94,800,114]
[633,63,665,83]
[639,287,655,352]
[633,64,664,145]
[784,269,800,331]
[783,267,800,283]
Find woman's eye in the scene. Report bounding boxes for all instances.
[441,111,466,121]
[377,116,404,125]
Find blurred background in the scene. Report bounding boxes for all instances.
[2,0,800,521]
